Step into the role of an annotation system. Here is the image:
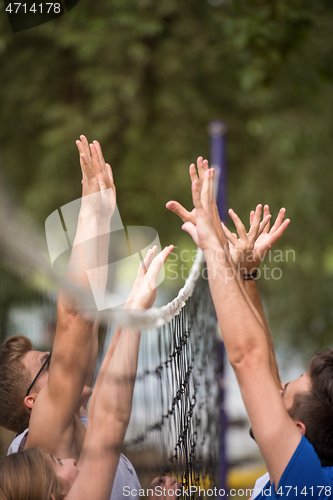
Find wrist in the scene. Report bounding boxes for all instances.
[78,207,100,220]
[243,268,258,281]
[203,245,228,265]
[125,300,147,311]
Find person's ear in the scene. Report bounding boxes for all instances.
[295,421,306,436]
[24,394,37,411]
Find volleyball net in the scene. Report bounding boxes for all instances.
[124,273,221,496]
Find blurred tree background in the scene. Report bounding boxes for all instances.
[0,0,333,361]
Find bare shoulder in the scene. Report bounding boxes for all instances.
[26,391,86,461]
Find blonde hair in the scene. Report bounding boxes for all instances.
[0,447,63,500]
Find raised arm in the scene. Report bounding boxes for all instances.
[78,244,174,465]
[76,136,116,403]
[179,165,302,487]
[222,205,290,388]
[72,245,174,500]
[27,139,114,454]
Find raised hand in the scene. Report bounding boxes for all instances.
[222,205,290,272]
[76,135,116,218]
[128,245,174,311]
[186,166,224,253]
[166,157,225,247]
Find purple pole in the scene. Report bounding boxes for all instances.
[208,120,228,496]
[209,120,227,223]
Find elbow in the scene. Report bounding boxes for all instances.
[228,344,269,374]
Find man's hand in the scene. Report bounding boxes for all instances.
[147,476,180,499]
[76,135,116,219]
[167,157,225,248]
[222,205,290,273]
[182,166,226,255]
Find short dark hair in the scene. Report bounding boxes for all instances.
[0,335,33,434]
[288,349,333,466]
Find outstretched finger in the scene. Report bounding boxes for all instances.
[79,153,94,180]
[228,208,248,241]
[80,135,91,160]
[189,163,199,184]
[262,205,271,234]
[147,245,174,283]
[266,218,290,246]
[221,222,239,245]
[191,178,205,216]
[201,168,214,211]
[166,201,196,225]
[90,143,104,178]
[76,139,85,157]
[76,141,87,180]
[249,210,255,227]
[248,204,262,242]
[143,246,158,269]
[270,208,287,234]
[257,214,272,237]
[137,246,158,278]
[93,140,106,173]
[203,159,210,171]
[106,163,114,186]
[197,156,205,182]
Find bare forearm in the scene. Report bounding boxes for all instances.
[86,324,122,417]
[84,320,100,391]
[83,216,112,390]
[50,211,100,406]
[244,280,281,387]
[97,327,140,422]
[64,211,100,303]
[204,248,271,366]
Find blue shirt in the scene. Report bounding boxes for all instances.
[255,436,333,500]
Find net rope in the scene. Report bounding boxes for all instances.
[0,185,206,329]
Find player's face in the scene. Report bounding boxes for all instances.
[249,373,311,442]
[22,350,51,394]
[280,372,311,410]
[47,455,79,493]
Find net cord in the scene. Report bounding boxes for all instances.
[0,187,204,330]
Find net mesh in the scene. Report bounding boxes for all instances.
[108,275,222,498]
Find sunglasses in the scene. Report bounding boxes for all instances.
[26,352,52,397]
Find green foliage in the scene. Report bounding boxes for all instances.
[1,0,333,357]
